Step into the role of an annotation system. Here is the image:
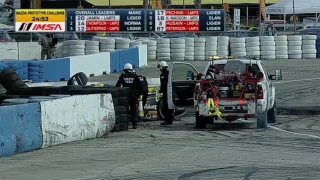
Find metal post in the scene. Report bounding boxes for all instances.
[109,0,111,8]
[222,0,224,7]
[183,0,185,9]
[292,0,296,33]
[246,6,249,26]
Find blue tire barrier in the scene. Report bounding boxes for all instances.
[38,73,44,79]
[28,72,39,76]
[28,66,39,71]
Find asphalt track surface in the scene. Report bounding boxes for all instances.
[1,59,320,179]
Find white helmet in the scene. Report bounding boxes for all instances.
[157,61,168,68]
[124,63,133,70]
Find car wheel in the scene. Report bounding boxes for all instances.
[256,111,268,129]
[267,101,277,123]
[195,111,206,129]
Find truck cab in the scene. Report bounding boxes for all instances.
[166,58,282,129]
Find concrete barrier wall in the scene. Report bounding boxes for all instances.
[0,103,42,157]
[41,94,115,148]
[0,45,147,82]
[0,93,115,157]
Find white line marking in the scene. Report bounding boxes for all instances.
[273,78,320,84]
[238,119,320,139]
[268,125,320,139]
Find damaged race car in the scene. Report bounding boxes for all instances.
[166,56,283,129]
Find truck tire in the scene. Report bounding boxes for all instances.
[256,111,268,128]
[267,101,277,123]
[195,112,206,129]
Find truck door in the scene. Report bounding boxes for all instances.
[260,62,273,108]
[167,62,199,109]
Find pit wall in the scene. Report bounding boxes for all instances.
[0,45,148,82]
[0,94,115,157]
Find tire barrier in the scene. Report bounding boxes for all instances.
[143,39,157,60]
[115,38,130,50]
[68,40,86,56]
[230,37,246,58]
[205,36,217,60]
[171,38,185,61]
[156,38,171,60]
[194,37,206,61]
[4,36,319,61]
[260,36,275,59]
[0,93,115,157]
[302,35,317,59]
[288,35,302,59]
[85,40,100,55]
[0,45,147,82]
[275,36,288,59]
[246,37,260,59]
[184,37,195,61]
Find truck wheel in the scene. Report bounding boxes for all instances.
[256,111,268,129]
[195,112,206,129]
[267,101,277,123]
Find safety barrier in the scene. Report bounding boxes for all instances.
[0,94,115,157]
[0,45,147,82]
[138,35,318,60]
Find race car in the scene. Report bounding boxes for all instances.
[165,56,282,129]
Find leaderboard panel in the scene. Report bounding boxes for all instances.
[66,9,146,32]
[147,9,225,32]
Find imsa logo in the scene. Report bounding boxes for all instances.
[18,23,33,31]
[16,23,64,32]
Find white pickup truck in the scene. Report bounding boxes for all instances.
[166,58,282,129]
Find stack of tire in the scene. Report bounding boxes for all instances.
[6,61,23,80]
[115,38,130,50]
[302,35,317,59]
[260,36,275,59]
[274,36,288,59]
[205,36,218,60]
[28,61,44,83]
[85,40,100,55]
[62,41,70,57]
[156,38,170,60]
[217,36,229,56]
[317,36,320,58]
[129,40,142,48]
[170,38,185,61]
[245,37,260,59]
[0,63,8,94]
[142,40,157,60]
[194,37,206,60]
[288,35,302,59]
[111,87,130,132]
[22,61,28,80]
[98,38,115,52]
[0,68,28,95]
[69,40,85,56]
[230,38,246,58]
[184,37,195,61]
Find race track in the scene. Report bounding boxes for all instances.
[1,59,320,179]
